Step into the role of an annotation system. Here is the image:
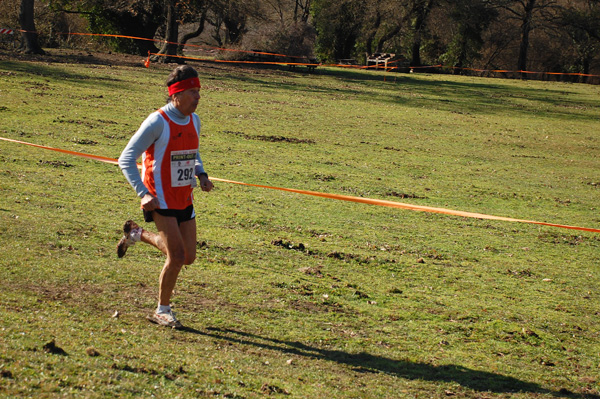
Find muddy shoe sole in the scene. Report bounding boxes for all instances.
[116,220,141,258]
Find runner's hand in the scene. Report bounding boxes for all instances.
[141,193,159,211]
[199,174,213,192]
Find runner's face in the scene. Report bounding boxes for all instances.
[173,87,200,116]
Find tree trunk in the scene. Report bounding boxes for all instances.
[223,15,246,45]
[410,39,422,67]
[517,0,536,75]
[453,37,468,74]
[302,0,311,23]
[581,58,589,83]
[178,9,207,54]
[19,0,45,55]
[366,11,382,55]
[376,25,401,52]
[410,0,435,67]
[153,0,180,63]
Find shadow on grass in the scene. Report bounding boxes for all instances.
[0,59,130,91]
[2,50,596,121]
[181,326,596,398]
[215,65,598,121]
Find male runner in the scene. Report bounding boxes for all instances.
[117,65,213,329]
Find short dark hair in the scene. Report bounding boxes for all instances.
[166,65,198,87]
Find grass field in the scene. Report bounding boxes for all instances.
[0,48,599,398]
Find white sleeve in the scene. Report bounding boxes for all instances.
[193,114,206,176]
[118,113,164,198]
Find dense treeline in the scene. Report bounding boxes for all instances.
[4,0,599,76]
[312,0,599,77]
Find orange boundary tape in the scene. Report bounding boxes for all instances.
[145,51,320,69]
[211,178,600,233]
[2,136,599,234]
[12,28,598,79]
[0,137,119,165]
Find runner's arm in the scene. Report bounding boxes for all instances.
[195,153,206,177]
[192,114,212,192]
[192,114,206,177]
[118,113,163,198]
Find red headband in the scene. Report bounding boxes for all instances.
[168,77,201,96]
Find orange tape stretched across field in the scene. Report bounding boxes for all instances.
[2,136,599,234]
[11,29,600,79]
[144,51,319,69]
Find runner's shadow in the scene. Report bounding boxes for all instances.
[180,326,594,397]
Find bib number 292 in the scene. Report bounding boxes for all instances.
[170,150,196,187]
[177,167,194,183]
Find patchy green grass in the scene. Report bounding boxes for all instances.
[0,49,599,398]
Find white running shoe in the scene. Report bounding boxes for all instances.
[116,220,141,258]
[147,311,183,329]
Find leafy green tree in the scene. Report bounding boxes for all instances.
[49,0,164,55]
[362,0,404,56]
[406,0,437,66]
[10,0,600,76]
[312,0,366,62]
[440,0,498,71]
[311,0,440,65]
[559,0,599,78]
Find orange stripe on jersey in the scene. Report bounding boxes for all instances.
[142,109,199,210]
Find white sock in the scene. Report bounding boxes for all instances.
[157,304,171,314]
[130,227,142,242]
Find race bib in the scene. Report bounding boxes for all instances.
[170,150,197,187]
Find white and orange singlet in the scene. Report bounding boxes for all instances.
[118,103,206,210]
[142,109,199,210]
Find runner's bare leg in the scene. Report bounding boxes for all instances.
[140,229,167,255]
[150,213,197,306]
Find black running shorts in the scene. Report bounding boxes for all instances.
[143,204,195,225]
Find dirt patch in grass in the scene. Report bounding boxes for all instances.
[383,146,407,152]
[386,191,426,199]
[271,239,404,267]
[222,130,315,144]
[537,231,598,245]
[38,160,74,168]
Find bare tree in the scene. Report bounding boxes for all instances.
[294,0,311,23]
[498,0,559,71]
[153,0,180,62]
[178,5,209,54]
[205,0,264,46]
